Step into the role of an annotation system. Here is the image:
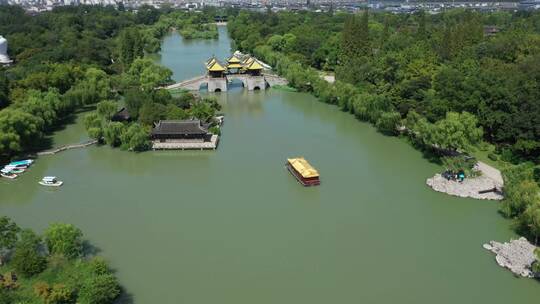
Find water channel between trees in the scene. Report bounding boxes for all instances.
[1,26,539,304]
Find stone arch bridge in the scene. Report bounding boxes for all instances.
[165,74,288,92]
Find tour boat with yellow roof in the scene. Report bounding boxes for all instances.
[286,157,320,186]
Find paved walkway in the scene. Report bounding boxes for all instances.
[477,161,504,186]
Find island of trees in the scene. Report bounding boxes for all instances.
[228,9,540,246]
[0,216,121,304]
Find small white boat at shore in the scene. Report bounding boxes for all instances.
[9,159,33,168]
[38,176,63,187]
[3,166,25,174]
[1,172,18,179]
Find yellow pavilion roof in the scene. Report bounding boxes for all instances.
[287,157,319,178]
[228,56,241,63]
[246,60,263,70]
[206,57,226,72]
[243,57,254,65]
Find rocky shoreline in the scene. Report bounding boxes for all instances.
[426,173,503,200]
[483,238,537,278]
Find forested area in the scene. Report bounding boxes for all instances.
[0,5,161,158]
[0,216,121,303]
[147,10,219,40]
[227,10,540,241]
[0,5,223,157]
[229,9,540,162]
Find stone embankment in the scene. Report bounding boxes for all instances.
[426,162,504,200]
[483,238,537,278]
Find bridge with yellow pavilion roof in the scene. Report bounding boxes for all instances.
[165,52,288,92]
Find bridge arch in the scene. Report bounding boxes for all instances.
[228,77,245,89]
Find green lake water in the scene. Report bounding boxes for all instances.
[1,26,539,303]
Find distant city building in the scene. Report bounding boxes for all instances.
[0,35,13,66]
[0,0,534,13]
[519,0,540,10]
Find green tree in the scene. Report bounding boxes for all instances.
[16,89,62,128]
[165,104,189,120]
[0,109,43,156]
[520,202,540,243]
[500,179,540,218]
[190,102,215,123]
[0,216,20,252]
[96,100,118,121]
[376,111,401,135]
[0,71,9,108]
[138,102,166,125]
[341,10,370,59]
[120,124,150,152]
[11,229,47,277]
[267,34,284,51]
[66,68,113,106]
[0,288,16,304]
[118,28,144,69]
[0,216,20,265]
[44,223,84,259]
[420,112,483,153]
[125,58,172,90]
[84,113,102,130]
[103,122,126,147]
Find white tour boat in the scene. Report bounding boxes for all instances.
[38,176,63,187]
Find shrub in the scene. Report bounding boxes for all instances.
[533,249,540,274]
[79,275,121,304]
[89,257,111,275]
[209,126,220,135]
[34,282,74,304]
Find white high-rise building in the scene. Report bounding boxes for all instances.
[0,36,13,65]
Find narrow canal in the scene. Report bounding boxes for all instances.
[1,26,539,303]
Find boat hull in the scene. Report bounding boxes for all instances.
[1,173,18,179]
[286,163,320,186]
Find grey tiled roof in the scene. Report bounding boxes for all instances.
[152,120,208,135]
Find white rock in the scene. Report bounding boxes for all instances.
[484,237,537,278]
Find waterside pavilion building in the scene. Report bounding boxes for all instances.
[151,120,219,150]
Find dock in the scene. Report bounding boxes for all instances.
[37,140,98,156]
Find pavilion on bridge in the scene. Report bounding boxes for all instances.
[242,57,264,76]
[205,57,226,78]
[226,55,243,73]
